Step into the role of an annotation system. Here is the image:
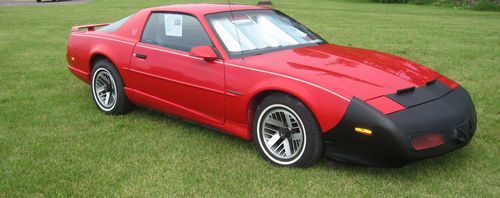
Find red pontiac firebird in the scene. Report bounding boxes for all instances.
[66,3,477,167]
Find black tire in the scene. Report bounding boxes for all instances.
[91,59,133,115]
[36,0,41,2]
[252,93,324,167]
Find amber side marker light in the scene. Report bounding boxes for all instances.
[355,127,373,136]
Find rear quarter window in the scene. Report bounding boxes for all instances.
[97,15,133,33]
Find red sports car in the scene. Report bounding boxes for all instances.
[66,3,476,167]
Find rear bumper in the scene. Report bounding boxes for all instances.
[68,65,91,84]
[324,87,477,167]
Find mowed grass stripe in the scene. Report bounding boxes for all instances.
[0,0,499,196]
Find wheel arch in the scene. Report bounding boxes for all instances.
[90,53,111,70]
[237,67,353,136]
[88,52,128,86]
[247,88,333,134]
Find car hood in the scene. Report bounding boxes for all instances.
[242,44,441,100]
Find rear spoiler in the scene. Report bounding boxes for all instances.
[71,23,109,32]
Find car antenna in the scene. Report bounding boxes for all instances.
[227,0,245,63]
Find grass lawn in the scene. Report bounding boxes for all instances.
[0,0,499,196]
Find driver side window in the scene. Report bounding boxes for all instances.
[141,13,212,52]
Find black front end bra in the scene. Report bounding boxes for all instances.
[324,82,477,168]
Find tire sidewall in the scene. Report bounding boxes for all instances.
[252,94,323,167]
[256,104,307,165]
[91,60,128,114]
[91,67,117,112]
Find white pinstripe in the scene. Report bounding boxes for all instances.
[70,34,351,101]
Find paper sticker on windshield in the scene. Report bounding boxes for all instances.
[164,14,183,37]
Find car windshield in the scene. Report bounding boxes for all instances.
[206,10,325,58]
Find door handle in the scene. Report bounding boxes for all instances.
[134,53,147,59]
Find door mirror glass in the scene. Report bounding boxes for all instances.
[190,46,218,62]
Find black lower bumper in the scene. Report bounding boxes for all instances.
[324,87,477,168]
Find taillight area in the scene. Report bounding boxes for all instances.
[437,76,459,90]
[410,133,444,151]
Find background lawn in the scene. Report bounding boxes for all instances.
[0,0,499,196]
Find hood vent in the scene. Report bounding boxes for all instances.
[396,86,416,95]
[388,80,452,108]
[426,79,437,86]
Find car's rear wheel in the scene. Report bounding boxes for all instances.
[91,59,133,115]
[253,93,324,167]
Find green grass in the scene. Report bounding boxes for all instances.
[0,0,499,196]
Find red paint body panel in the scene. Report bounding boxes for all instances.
[223,59,350,132]
[243,44,441,101]
[66,4,460,141]
[438,76,459,90]
[366,96,406,114]
[67,65,90,83]
[129,43,226,125]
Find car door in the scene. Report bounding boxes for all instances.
[128,12,225,125]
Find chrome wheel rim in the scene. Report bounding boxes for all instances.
[258,104,306,163]
[92,68,117,111]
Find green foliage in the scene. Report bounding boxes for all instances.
[371,0,410,3]
[373,0,500,11]
[409,0,435,5]
[471,0,500,11]
[431,0,451,6]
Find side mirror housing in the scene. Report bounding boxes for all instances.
[190,46,218,62]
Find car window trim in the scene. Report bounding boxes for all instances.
[139,11,221,59]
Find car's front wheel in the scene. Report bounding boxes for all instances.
[91,59,133,115]
[253,93,324,167]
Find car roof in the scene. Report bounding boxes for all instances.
[146,3,270,15]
